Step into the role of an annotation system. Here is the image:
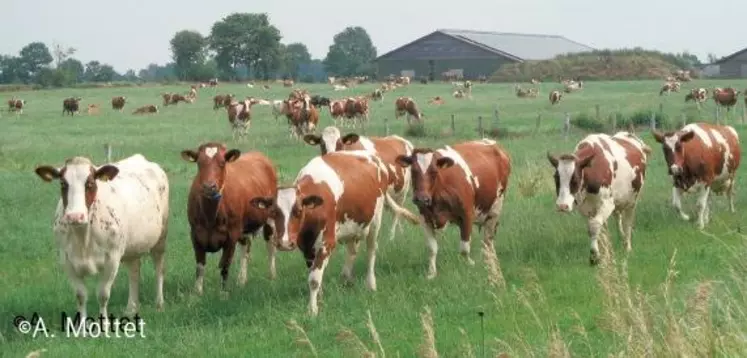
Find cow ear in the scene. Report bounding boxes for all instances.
[341,133,360,145]
[303,134,321,146]
[181,150,198,162]
[395,155,412,168]
[679,131,696,143]
[94,165,119,182]
[436,157,455,169]
[225,149,241,163]
[546,151,559,167]
[577,153,595,169]
[250,197,274,210]
[35,166,61,182]
[651,130,665,143]
[301,195,324,209]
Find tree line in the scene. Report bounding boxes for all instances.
[0,12,378,86]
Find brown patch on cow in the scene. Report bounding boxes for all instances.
[111,96,126,110]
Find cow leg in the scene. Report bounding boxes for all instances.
[696,186,711,230]
[308,250,331,316]
[151,246,166,312]
[193,241,207,296]
[458,216,476,266]
[727,179,736,213]
[237,235,252,287]
[365,200,385,291]
[619,206,636,252]
[219,241,238,293]
[63,263,88,320]
[588,199,615,265]
[341,240,360,285]
[671,187,690,221]
[266,240,277,280]
[97,258,121,319]
[124,258,141,316]
[420,219,440,280]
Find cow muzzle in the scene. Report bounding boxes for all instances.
[276,241,296,251]
[201,182,222,199]
[555,203,573,213]
[63,212,88,225]
[413,195,431,207]
[669,165,682,175]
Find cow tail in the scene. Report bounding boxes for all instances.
[384,192,420,224]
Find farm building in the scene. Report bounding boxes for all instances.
[703,47,747,78]
[375,29,594,80]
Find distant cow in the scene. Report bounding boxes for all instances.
[208,78,218,87]
[549,90,562,105]
[660,81,681,95]
[712,87,741,112]
[303,126,418,240]
[369,89,384,102]
[685,88,708,103]
[169,94,193,105]
[310,95,331,108]
[181,143,278,294]
[516,86,538,98]
[652,123,741,229]
[132,105,158,115]
[547,132,651,264]
[87,104,101,115]
[395,139,512,278]
[453,90,466,98]
[394,97,423,124]
[428,96,445,105]
[62,97,82,116]
[343,97,369,127]
[111,96,126,111]
[34,154,169,319]
[227,98,259,140]
[213,94,234,110]
[249,150,418,315]
[162,93,173,106]
[283,79,294,87]
[7,97,24,114]
[286,99,319,138]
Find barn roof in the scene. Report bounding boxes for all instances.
[376,29,594,61]
[710,46,747,65]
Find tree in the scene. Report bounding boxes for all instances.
[19,42,53,82]
[0,55,24,83]
[84,61,118,82]
[323,26,377,77]
[59,58,84,82]
[170,30,207,80]
[52,44,77,68]
[707,53,720,64]
[208,12,282,80]
[284,43,311,80]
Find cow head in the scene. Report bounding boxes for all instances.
[546,151,595,212]
[35,157,119,225]
[181,143,241,200]
[303,126,346,155]
[395,148,454,208]
[250,186,324,254]
[652,129,696,175]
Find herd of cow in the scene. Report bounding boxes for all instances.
[30,99,740,319]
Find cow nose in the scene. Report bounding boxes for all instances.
[669,165,682,175]
[556,203,570,212]
[202,182,218,192]
[413,195,431,206]
[64,212,87,224]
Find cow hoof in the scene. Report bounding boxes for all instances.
[156,302,164,312]
[589,251,600,266]
[426,272,437,280]
[219,291,229,301]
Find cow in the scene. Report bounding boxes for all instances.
[162,93,173,106]
[283,79,294,87]
[428,96,445,105]
[303,126,417,239]
[685,88,708,103]
[369,89,383,102]
[549,90,562,105]
[328,99,347,126]
[208,78,219,87]
[563,80,583,93]
[712,87,741,113]
[343,97,369,128]
[111,96,126,111]
[310,95,331,108]
[180,143,278,294]
[87,104,101,115]
[169,94,193,105]
[213,94,234,110]
[227,98,259,140]
[660,81,681,95]
[132,105,158,115]
[188,87,198,99]
[516,86,538,98]
[453,90,466,99]
[394,139,512,279]
[62,97,82,116]
[33,154,169,320]
[249,150,419,315]
[394,97,423,124]
[286,99,319,138]
[7,97,24,114]
[652,123,741,229]
[332,84,348,91]
[547,132,651,264]
[271,99,290,121]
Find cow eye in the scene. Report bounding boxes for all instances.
[85,181,94,190]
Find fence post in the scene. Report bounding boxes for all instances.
[493,106,500,129]
[659,103,664,115]
[743,103,746,124]
[478,116,484,138]
[451,114,456,134]
[104,144,112,163]
[715,107,720,124]
[385,117,389,136]
[563,113,571,141]
[534,114,542,136]
[681,113,687,127]
[650,111,656,131]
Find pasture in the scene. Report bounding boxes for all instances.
[1,79,746,357]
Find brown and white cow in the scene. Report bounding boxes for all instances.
[169,94,193,105]
[132,105,158,115]
[303,126,417,240]
[549,90,562,105]
[343,97,369,128]
[181,143,278,294]
[652,123,741,229]
[208,78,219,87]
[111,96,126,111]
[685,88,708,103]
[394,97,423,124]
[227,98,260,140]
[213,94,234,110]
[547,132,651,264]
[250,150,418,315]
[660,81,681,95]
[7,97,24,114]
[395,139,512,279]
[161,93,173,106]
[285,98,319,138]
[328,99,347,126]
[62,97,82,116]
[87,104,101,115]
[712,87,741,112]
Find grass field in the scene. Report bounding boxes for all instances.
[1,80,746,357]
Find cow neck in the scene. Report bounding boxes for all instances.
[197,184,227,227]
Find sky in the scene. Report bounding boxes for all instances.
[1,0,743,74]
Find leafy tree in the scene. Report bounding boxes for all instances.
[707,53,720,64]
[19,42,53,82]
[170,30,207,80]
[0,55,24,83]
[138,63,177,82]
[122,69,139,81]
[52,44,77,68]
[324,26,377,77]
[59,58,84,82]
[284,43,311,80]
[208,12,282,80]
[84,61,118,82]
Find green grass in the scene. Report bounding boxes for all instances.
[0,80,746,357]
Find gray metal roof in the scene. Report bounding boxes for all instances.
[436,29,593,60]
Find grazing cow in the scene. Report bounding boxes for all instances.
[428,96,445,105]
[343,97,369,128]
[547,132,651,264]
[516,86,538,98]
[213,94,234,110]
[712,88,741,112]
[249,150,418,315]
[162,93,173,106]
[271,100,290,121]
[208,78,219,87]
[7,97,24,114]
[453,90,466,98]
[181,143,278,294]
[652,123,741,229]
[87,104,101,115]
[660,81,681,95]
[563,80,583,93]
[286,99,319,138]
[394,97,423,124]
[369,89,383,102]
[549,90,562,105]
[111,96,126,111]
[303,126,418,239]
[310,95,331,108]
[227,98,259,140]
[34,154,169,319]
[283,79,294,87]
[395,139,512,278]
[685,88,708,103]
[170,94,193,105]
[62,97,82,116]
[132,105,158,115]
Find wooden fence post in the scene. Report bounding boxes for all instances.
[384,117,390,136]
[563,113,571,141]
[451,114,456,134]
[478,116,484,138]
[650,111,656,131]
[104,144,112,163]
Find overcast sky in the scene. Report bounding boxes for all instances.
[1,0,742,73]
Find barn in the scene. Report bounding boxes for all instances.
[704,47,747,78]
[375,29,594,81]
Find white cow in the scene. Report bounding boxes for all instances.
[34,154,169,320]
